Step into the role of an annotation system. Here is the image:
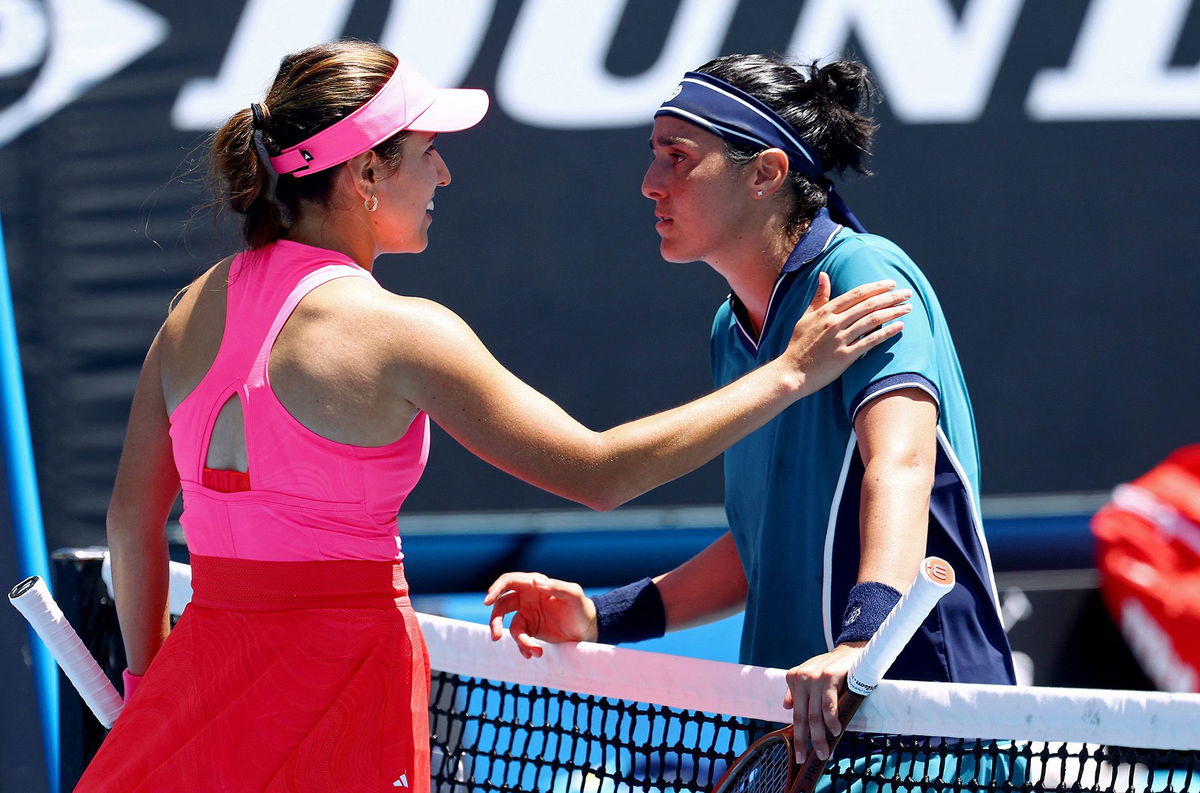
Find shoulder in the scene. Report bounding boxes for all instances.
[820,231,928,291]
[823,231,916,270]
[160,256,233,347]
[298,278,483,363]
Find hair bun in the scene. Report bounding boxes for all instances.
[809,61,874,115]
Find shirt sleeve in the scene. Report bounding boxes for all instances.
[825,239,941,422]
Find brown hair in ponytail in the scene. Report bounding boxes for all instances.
[696,54,878,236]
[209,40,409,248]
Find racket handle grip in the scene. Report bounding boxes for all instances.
[847,557,955,696]
[9,575,125,728]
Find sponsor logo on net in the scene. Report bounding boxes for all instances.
[2,0,1198,148]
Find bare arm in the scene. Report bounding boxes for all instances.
[400,275,909,510]
[854,389,938,587]
[653,530,746,631]
[106,331,180,675]
[783,387,937,763]
[486,530,747,656]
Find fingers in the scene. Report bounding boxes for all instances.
[842,300,911,337]
[786,653,853,765]
[484,572,527,605]
[791,692,810,764]
[510,614,543,658]
[823,278,897,314]
[785,669,811,764]
[488,590,520,640]
[806,271,832,312]
[845,317,905,356]
[822,678,842,742]
[833,288,912,330]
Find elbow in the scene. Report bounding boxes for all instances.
[558,435,639,512]
[583,495,624,513]
[570,487,628,513]
[563,475,640,512]
[105,505,131,542]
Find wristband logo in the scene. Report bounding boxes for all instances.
[844,603,862,626]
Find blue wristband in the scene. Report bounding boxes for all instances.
[592,577,666,645]
[836,581,902,644]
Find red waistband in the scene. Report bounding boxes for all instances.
[189,554,410,611]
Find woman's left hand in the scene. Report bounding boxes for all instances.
[783,642,865,763]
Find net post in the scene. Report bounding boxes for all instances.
[0,212,59,792]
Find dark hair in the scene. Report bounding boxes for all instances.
[696,55,878,236]
[210,40,409,248]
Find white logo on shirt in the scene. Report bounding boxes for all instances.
[393,773,409,788]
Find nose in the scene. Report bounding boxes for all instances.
[641,161,663,200]
[434,150,451,187]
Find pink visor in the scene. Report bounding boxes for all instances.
[268,60,489,177]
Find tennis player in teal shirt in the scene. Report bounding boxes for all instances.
[486,54,1016,780]
[712,206,1011,685]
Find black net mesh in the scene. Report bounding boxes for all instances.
[429,671,748,793]
[428,671,1200,793]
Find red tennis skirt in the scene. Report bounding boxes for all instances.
[75,555,430,793]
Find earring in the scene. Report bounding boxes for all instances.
[756,190,764,197]
[364,195,379,212]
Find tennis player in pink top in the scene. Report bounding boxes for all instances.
[76,40,910,792]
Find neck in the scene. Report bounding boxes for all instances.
[284,206,377,271]
[708,225,800,337]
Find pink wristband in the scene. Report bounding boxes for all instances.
[122,669,143,703]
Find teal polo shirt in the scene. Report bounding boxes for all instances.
[711,209,1014,685]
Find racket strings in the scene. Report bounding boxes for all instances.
[718,735,793,793]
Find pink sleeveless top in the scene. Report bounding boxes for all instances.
[169,240,430,562]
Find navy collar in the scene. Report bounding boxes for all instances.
[781,208,843,273]
[726,208,845,352]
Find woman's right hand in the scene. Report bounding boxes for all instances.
[484,572,598,658]
[780,273,911,397]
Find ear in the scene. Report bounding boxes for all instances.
[345,150,380,201]
[750,148,790,198]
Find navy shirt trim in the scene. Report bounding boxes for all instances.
[820,427,1014,685]
[849,373,940,421]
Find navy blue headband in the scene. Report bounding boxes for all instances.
[656,71,866,233]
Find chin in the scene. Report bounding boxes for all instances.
[659,242,701,264]
[388,233,429,255]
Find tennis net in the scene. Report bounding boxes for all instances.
[421,613,1200,793]
[56,550,1200,792]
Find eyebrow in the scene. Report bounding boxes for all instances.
[648,135,692,150]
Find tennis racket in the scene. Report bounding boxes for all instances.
[9,575,124,728]
[712,557,956,793]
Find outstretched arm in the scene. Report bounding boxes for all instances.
[399,274,909,510]
[106,331,181,677]
[485,530,746,656]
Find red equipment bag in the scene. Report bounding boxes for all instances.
[1091,444,1200,692]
